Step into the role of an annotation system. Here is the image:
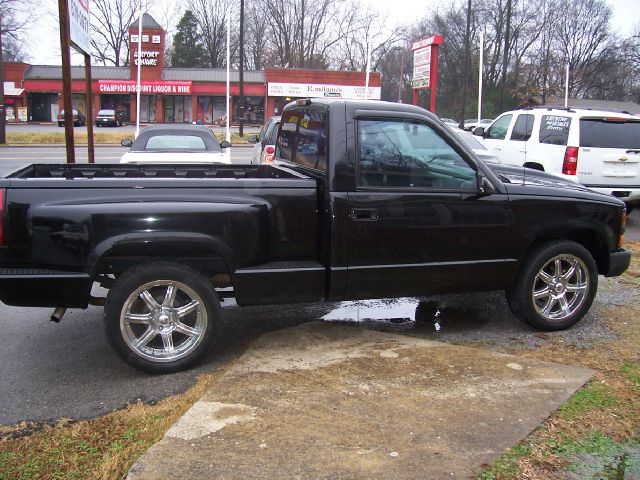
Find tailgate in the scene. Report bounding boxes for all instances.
[579,117,640,187]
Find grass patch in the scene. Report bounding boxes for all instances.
[478,241,640,480]
[0,373,219,480]
[620,362,640,389]
[477,443,532,479]
[4,131,258,146]
[559,382,618,420]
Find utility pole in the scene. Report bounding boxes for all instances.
[238,0,245,137]
[500,0,512,111]
[0,14,6,145]
[460,0,472,129]
[58,0,75,163]
[84,53,94,163]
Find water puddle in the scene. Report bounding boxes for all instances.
[321,297,488,334]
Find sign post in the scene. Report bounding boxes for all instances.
[58,0,93,163]
[411,35,443,113]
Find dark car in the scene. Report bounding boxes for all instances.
[95,109,125,127]
[57,109,86,127]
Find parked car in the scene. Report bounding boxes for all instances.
[120,125,231,164]
[473,107,640,212]
[247,116,281,164]
[0,98,630,374]
[57,109,86,127]
[464,118,494,131]
[95,109,125,127]
[449,127,500,164]
[439,117,459,128]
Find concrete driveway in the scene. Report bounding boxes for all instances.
[128,322,593,480]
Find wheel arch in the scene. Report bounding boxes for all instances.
[89,232,235,281]
[522,230,610,275]
[523,161,545,171]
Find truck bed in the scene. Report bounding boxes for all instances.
[6,163,308,182]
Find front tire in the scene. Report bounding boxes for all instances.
[506,241,598,331]
[104,262,220,373]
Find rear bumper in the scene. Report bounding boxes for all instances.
[0,268,92,308]
[585,186,640,203]
[605,249,632,277]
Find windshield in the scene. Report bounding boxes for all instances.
[456,130,487,150]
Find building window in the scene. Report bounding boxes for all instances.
[164,96,192,123]
[232,96,264,124]
[197,96,226,124]
[140,95,157,123]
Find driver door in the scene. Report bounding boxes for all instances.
[346,116,512,299]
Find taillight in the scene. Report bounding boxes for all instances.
[0,189,5,246]
[563,147,579,175]
[264,145,275,164]
[619,209,627,248]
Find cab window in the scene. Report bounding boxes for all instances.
[276,108,327,171]
[485,114,513,140]
[357,118,476,190]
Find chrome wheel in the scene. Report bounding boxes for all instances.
[120,280,208,363]
[531,254,589,322]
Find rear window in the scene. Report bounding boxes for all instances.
[276,107,327,171]
[98,109,115,115]
[145,135,207,151]
[539,115,571,145]
[579,118,640,149]
[257,118,273,142]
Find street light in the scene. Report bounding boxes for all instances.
[391,46,406,104]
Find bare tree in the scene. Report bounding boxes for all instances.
[0,0,38,61]
[187,0,233,68]
[90,0,140,66]
[332,3,404,72]
[554,0,614,98]
[244,0,270,69]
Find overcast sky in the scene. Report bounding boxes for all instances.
[24,0,640,66]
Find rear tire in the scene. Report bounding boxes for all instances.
[104,262,220,373]
[506,241,597,331]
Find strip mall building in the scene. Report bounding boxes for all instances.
[2,14,381,125]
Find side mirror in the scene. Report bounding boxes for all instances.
[247,135,258,144]
[478,174,496,195]
[220,140,232,149]
[473,127,485,137]
[121,139,133,147]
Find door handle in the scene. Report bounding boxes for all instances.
[350,208,378,222]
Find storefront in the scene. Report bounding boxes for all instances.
[99,94,131,122]
[4,15,381,126]
[264,69,382,118]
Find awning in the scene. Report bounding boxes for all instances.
[4,86,24,97]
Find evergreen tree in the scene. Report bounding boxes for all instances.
[171,10,206,67]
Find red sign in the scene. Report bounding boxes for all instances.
[412,35,443,51]
[97,80,192,94]
[411,35,443,112]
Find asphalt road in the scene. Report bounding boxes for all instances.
[0,296,334,426]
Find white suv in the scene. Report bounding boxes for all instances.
[475,107,640,212]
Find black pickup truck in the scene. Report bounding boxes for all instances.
[0,99,631,373]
